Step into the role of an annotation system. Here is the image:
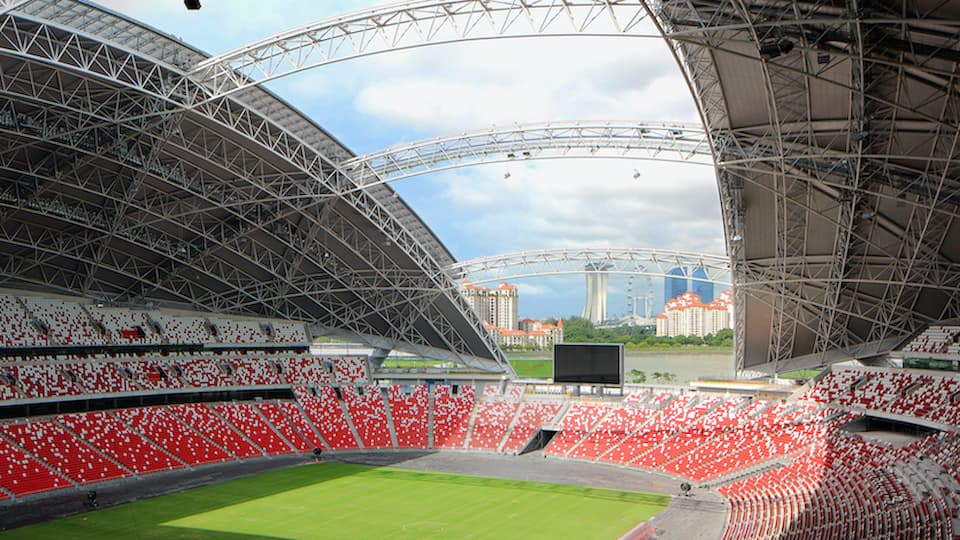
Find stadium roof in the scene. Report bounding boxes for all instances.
[658,0,960,372]
[0,0,510,373]
[1,0,957,376]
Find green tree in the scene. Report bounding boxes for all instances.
[629,369,646,384]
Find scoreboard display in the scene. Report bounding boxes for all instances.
[552,343,623,385]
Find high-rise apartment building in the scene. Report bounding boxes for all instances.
[460,280,518,330]
[655,289,733,337]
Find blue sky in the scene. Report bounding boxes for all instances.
[99,0,725,319]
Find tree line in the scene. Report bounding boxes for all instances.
[561,317,733,348]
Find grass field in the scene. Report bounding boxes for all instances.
[510,359,553,378]
[1,463,669,539]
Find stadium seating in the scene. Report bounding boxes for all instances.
[257,402,313,452]
[271,322,308,344]
[209,318,271,345]
[68,360,138,394]
[0,295,47,348]
[0,435,72,496]
[231,356,285,386]
[57,411,182,474]
[902,325,960,355]
[467,400,519,451]
[500,401,562,453]
[1,420,128,485]
[283,356,333,385]
[22,299,107,346]
[342,385,393,448]
[177,358,234,388]
[14,364,85,398]
[113,407,231,466]
[169,403,262,459]
[388,385,429,448]
[544,403,608,457]
[274,401,327,450]
[152,314,210,344]
[293,386,360,450]
[214,403,293,455]
[332,356,368,384]
[567,407,651,461]
[86,306,159,345]
[432,384,475,449]
[800,366,960,428]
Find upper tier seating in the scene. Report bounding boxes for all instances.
[1,420,128,485]
[231,356,285,386]
[332,356,368,385]
[432,384,475,449]
[0,295,47,348]
[152,314,210,344]
[271,322,308,344]
[86,306,160,345]
[23,299,106,346]
[283,356,333,385]
[176,358,234,388]
[68,360,138,394]
[388,385,429,448]
[799,366,960,428]
[13,364,85,398]
[209,319,271,345]
[902,325,960,355]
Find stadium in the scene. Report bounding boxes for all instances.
[0,0,959,538]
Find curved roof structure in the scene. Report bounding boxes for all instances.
[446,247,730,286]
[0,0,510,373]
[2,0,956,377]
[340,121,710,190]
[654,0,960,372]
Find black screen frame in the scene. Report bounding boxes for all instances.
[552,343,624,385]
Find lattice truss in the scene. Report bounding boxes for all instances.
[656,0,960,372]
[341,122,711,189]
[0,0,521,373]
[446,248,731,286]
[2,0,957,375]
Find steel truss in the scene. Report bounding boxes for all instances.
[340,121,710,189]
[656,0,960,372]
[2,0,957,375]
[0,3,511,374]
[446,247,731,286]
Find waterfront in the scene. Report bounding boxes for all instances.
[509,349,735,384]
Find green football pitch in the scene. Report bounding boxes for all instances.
[0,463,669,539]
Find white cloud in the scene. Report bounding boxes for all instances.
[351,36,697,131]
[401,158,725,259]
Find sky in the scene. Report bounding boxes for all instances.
[97,0,726,320]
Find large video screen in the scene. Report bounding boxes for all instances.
[553,343,623,385]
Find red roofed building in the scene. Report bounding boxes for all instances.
[459,280,518,330]
[656,290,733,337]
